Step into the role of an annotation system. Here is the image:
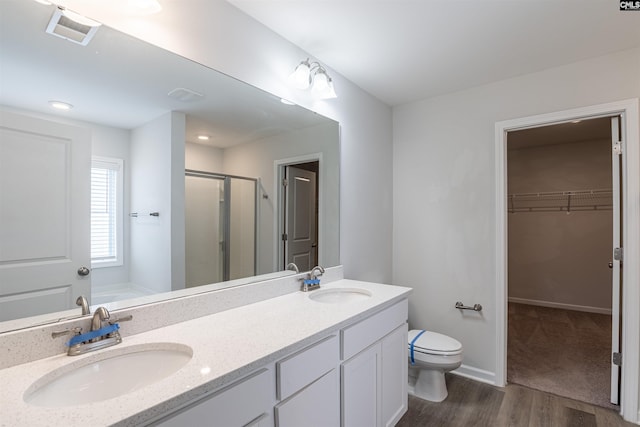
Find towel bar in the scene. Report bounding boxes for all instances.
[455,301,482,311]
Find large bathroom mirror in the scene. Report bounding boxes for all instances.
[0,0,340,332]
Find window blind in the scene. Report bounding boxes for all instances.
[91,158,121,264]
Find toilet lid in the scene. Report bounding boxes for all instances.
[408,329,462,354]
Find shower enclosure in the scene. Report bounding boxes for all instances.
[185,170,257,287]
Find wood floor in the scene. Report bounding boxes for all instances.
[395,374,634,427]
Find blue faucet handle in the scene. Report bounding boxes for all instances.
[67,323,120,347]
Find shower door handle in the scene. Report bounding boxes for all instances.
[608,262,613,269]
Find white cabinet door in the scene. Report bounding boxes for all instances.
[0,110,91,321]
[152,368,272,427]
[341,343,380,427]
[276,369,339,427]
[342,321,409,427]
[381,324,408,427]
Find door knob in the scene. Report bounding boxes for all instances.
[77,266,91,276]
[608,262,613,269]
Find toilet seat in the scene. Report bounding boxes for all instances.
[408,330,463,356]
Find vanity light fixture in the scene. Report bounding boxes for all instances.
[48,100,73,111]
[289,58,337,99]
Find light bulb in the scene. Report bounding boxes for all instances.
[289,60,311,90]
[311,70,337,99]
[49,100,73,111]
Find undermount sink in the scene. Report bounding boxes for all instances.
[309,288,372,304]
[24,343,193,407]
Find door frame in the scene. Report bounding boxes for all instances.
[274,153,323,272]
[494,99,640,422]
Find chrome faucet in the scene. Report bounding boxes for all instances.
[90,306,110,338]
[75,295,90,315]
[52,307,133,356]
[300,265,325,292]
[286,262,300,273]
[310,265,325,280]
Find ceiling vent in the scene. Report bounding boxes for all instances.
[45,7,100,46]
[167,88,205,102]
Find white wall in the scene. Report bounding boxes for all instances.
[393,48,640,379]
[223,122,340,274]
[62,0,394,284]
[130,111,185,293]
[185,142,223,172]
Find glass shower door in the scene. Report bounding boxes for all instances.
[185,172,257,287]
[185,174,225,287]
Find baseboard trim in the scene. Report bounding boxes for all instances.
[508,297,612,315]
[451,364,496,386]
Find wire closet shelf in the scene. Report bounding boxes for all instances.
[507,189,613,213]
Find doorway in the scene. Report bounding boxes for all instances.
[505,117,616,407]
[494,99,640,422]
[278,160,320,272]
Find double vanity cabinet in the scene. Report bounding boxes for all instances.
[150,299,408,427]
[0,279,411,427]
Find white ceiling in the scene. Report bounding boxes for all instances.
[228,0,640,106]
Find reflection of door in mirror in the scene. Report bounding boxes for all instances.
[283,163,319,272]
[0,111,91,321]
[185,171,256,288]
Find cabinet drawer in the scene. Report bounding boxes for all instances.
[277,334,339,400]
[275,369,339,427]
[152,368,272,427]
[341,299,408,360]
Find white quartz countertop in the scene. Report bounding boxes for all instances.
[0,280,411,426]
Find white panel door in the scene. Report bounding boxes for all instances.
[284,166,317,272]
[610,115,622,405]
[0,110,91,321]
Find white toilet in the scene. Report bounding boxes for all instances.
[407,329,463,402]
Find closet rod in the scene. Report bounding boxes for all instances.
[507,188,612,213]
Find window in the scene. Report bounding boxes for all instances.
[91,156,123,268]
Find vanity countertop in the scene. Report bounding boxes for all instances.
[0,279,411,427]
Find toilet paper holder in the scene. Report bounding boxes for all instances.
[455,301,483,312]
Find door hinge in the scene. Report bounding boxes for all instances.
[613,141,622,156]
[282,178,288,187]
[282,233,288,241]
[613,352,622,366]
[614,247,623,261]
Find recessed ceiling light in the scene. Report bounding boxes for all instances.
[197,135,210,141]
[33,0,53,5]
[48,100,73,111]
[280,99,296,105]
[167,88,205,102]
